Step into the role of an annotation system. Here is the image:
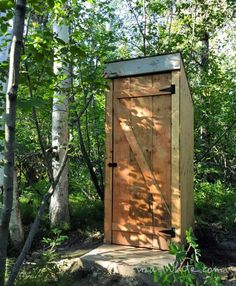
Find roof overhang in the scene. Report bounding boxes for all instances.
[105,53,181,79]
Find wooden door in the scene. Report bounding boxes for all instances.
[112,73,172,250]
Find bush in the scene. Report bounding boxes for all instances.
[152,228,222,286]
[195,180,236,229]
[15,262,73,286]
[69,192,103,231]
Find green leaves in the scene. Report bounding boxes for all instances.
[18,97,47,112]
[169,243,186,264]
[153,228,222,286]
[47,0,55,9]
[0,129,4,140]
[186,227,198,250]
[69,45,86,57]
[0,1,13,12]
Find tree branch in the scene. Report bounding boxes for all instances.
[6,148,69,286]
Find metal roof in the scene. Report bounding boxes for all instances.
[104,53,181,78]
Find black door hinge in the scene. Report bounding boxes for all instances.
[160,84,175,94]
[159,227,175,238]
[108,162,117,168]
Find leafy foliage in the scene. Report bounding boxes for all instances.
[153,229,222,286]
[195,180,236,228]
[15,262,72,286]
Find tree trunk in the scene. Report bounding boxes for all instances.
[0,13,24,252]
[9,169,24,250]
[0,1,26,285]
[7,150,68,286]
[77,119,104,201]
[49,22,70,227]
[0,13,12,190]
[200,31,210,147]
[201,31,209,72]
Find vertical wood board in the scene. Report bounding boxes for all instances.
[179,59,194,241]
[112,98,130,226]
[171,71,181,243]
[152,95,171,228]
[104,82,113,243]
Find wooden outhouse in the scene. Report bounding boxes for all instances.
[104,53,194,250]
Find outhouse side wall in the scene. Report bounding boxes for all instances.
[104,82,113,244]
[171,70,181,244]
[179,59,194,242]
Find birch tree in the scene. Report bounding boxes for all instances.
[0,0,26,284]
[0,12,11,192]
[49,18,70,227]
[0,12,24,251]
[9,169,24,250]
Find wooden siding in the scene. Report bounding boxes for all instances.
[179,59,194,241]
[113,73,172,98]
[171,71,181,243]
[104,82,113,243]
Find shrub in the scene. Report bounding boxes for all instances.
[153,228,222,286]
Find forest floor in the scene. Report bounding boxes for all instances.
[18,226,236,286]
[196,226,236,285]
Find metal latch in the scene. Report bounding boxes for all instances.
[159,227,176,238]
[108,162,117,168]
[159,84,175,94]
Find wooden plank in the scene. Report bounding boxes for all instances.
[112,99,131,230]
[114,99,171,217]
[152,73,172,90]
[104,53,181,78]
[112,230,153,249]
[114,73,172,99]
[104,81,113,243]
[129,94,153,227]
[152,236,170,250]
[179,59,194,242]
[112,229,169,250]
[113,77,130,92]
[171,71,181,243]
[112,223,173,237]
[152,95,171,228]
[115,90,171,98]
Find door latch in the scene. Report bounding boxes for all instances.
[159,227,176,238]
[159,84,175,94]
[108,162,117,168]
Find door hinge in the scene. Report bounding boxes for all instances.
[159,227,175,238]
[108,162,117,168]
[159,84,175,94]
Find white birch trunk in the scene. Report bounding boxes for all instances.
[0,13,24,249]
[0,1,26,284]
[9,169,24,249]
[49,23,70,227]
[0,13,11,189]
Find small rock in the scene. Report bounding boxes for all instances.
[92,271,98,278]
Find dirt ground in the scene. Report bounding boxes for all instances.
[53,227,236,286]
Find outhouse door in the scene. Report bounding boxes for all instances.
[111,73,173,250]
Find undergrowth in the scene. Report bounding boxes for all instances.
[195,180,236,229]
[153,228,222,286]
